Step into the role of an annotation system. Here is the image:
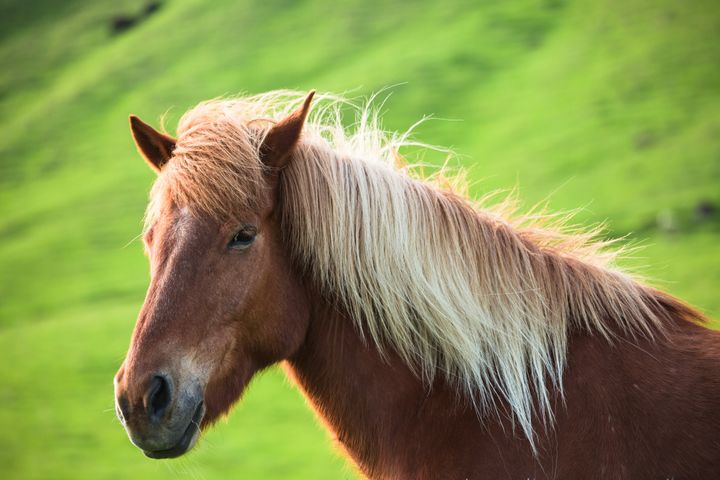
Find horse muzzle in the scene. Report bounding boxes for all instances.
[115,371,205,459]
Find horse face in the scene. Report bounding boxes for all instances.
[114,198,309,458]
[115,93,315,458]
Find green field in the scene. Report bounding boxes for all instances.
[1,0,718,478]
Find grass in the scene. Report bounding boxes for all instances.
[0,0,718,478]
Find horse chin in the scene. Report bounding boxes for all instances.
[201,365,256,427]
[200,390,246,429]
[142,401,205,460]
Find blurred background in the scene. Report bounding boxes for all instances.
[0,0,718,478]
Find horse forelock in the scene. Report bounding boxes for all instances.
[143,90,706,449]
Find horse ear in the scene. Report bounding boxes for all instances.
[129,115,176,173]
[260,91,315,170]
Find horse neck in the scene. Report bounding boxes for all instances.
[284,293,443,477]
[283,289,720,479]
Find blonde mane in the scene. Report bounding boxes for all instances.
[147,90,697,447]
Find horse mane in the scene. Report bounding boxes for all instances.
[146,90,705,447]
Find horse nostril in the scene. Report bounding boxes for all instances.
[145,374,172,421]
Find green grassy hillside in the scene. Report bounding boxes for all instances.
[1,0,718,478]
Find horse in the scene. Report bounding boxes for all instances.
[114,90,720,479]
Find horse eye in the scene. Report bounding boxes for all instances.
[228,225,257,250]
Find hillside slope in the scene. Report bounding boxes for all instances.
[0,0,718,478]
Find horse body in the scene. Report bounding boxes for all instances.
[114,90,720,478]
[288,290,720,479]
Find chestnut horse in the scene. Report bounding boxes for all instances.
[114,90,720,479]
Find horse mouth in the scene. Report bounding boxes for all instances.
[143,401,205,459]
